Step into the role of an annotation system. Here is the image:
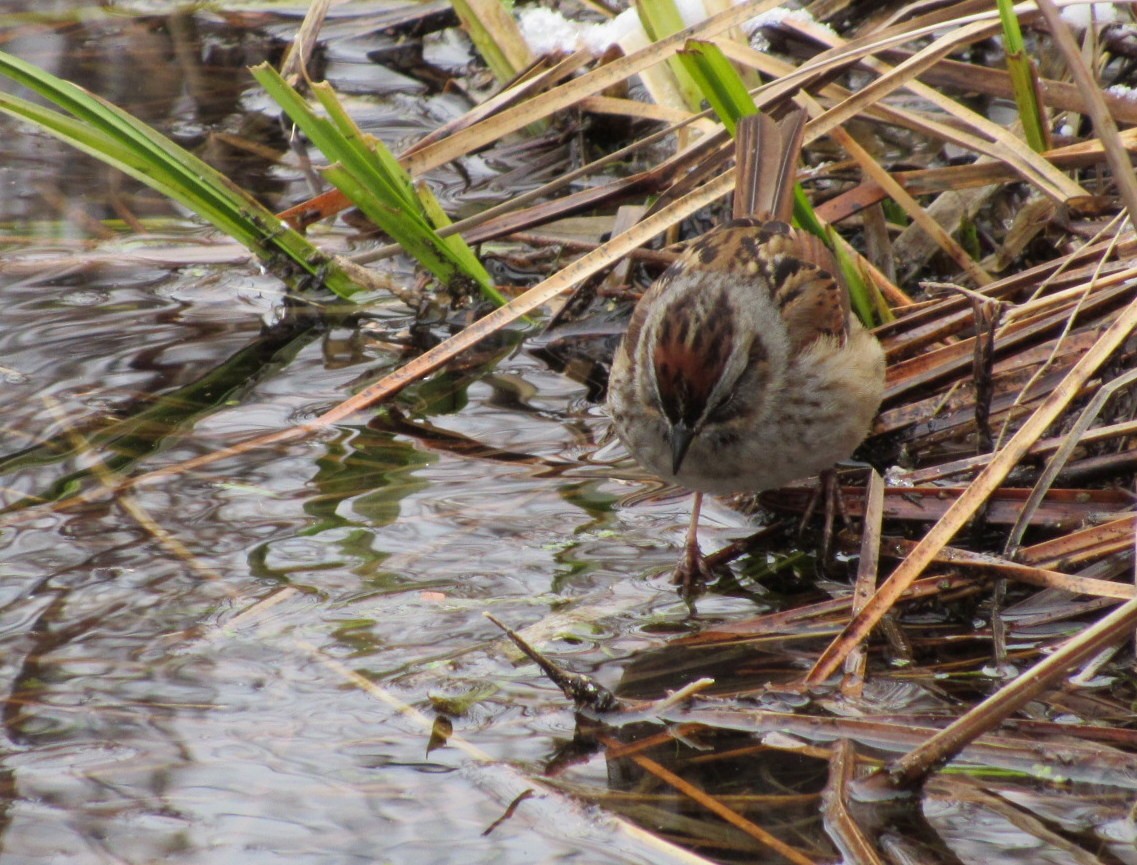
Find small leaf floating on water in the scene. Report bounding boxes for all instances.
[426,715,453,756]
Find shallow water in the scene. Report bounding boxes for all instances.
[0,5,768,862]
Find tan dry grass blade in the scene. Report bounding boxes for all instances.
[279,0,332,82]
[884,539,1137,600]
[1016,515,1136,570]
[783,16,1086,203]
[401,0,788,176]
[577,95,694,123]
[815,129,1137,217]
[880,47,1137,125]
[741,4,1024,133]
[843,469,885,693]
[823,741,884,865]
[870,0,995,33]
[885,593,1137,787]
[841,129,995,287]
[795,88,994,286]
[806,290,1137,684]
[404,51,592,156]
[715,39,1096,212]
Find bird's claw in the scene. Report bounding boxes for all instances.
[672,543,714,598]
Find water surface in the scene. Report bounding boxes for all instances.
[0,5,763,862]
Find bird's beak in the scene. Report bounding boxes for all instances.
[670,421,694,475]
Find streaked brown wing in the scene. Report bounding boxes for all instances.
[769,226,850,351]
[770,261,848,351]
[678,221,849,354]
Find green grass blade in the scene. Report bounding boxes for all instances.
[414,181,493,282]
[676,39,757,133]
[792,184,825,235]
[451,0,532,84]
[310,78,500,300]
[827,228,876,325]
[310,81,421,209]
[0,50,365,299]
[996,0,1048,152]
[252,63,504,306]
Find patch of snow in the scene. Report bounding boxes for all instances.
[1107,83,1137,101]
[517,1,816,56]
[1060,2,1123,28]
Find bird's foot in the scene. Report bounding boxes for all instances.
[672,541,715,599]
[798,468,852,564]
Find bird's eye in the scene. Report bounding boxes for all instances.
[706,392,739,424]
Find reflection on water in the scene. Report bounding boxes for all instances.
[0,4,716,863]
[0,6,293,231]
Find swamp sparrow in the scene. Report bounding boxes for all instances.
[606,108,885,593]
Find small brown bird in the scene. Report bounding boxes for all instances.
[606,108,885,593]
